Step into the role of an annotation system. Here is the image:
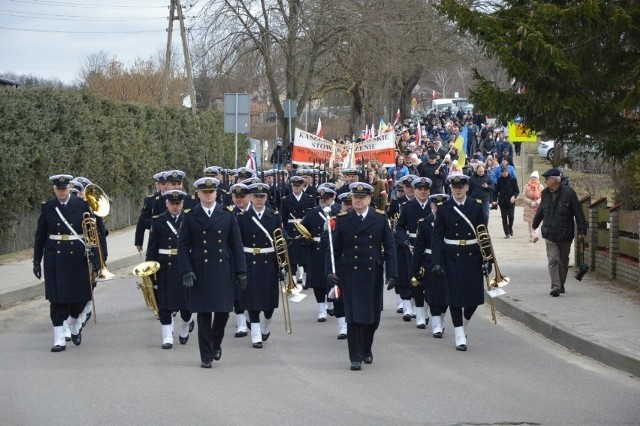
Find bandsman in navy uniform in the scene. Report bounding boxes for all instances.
[229,183,252,338]
[395,176,433,329]
[431,175,486,351]
[146,190,194,349]
[69,177,109,329]
[390,174,418,319]
[300,187,340,322]
[235,167,256,182]
[164,170,199,211]
[326,182,397,371]
[335,168,360,202]
[236,182,283,349]
[298,168,318,200]
[387,181,406,315]
[328,191,353,340]
[204,166,230,207]
[135,171,167,252]
[411,193,450,338]
[178,177,247,368]
[33,174,96,352]
[280,175,315,285]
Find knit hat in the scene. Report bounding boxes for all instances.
[530,170,539,179]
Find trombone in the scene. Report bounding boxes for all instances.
[476,224,510,324]
[272,228,303,334]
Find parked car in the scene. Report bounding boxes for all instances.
[537,139,558,161]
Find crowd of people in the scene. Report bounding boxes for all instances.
[33,108,587,370]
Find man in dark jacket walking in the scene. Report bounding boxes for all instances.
[467,164,494,223]
[494,166,519,238]
[532,168,587,297]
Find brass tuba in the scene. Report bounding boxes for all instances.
[411,266,425,287]
[84,183,115,280]
[476,224,510,324]
[132,261,160,319]
[273,228,302,334]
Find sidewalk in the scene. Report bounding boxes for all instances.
[1,208,639,377]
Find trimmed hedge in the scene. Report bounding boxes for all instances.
[0,87,246,254]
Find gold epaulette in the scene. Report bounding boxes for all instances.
[476,199,482,204]
[226,205,233,212]
[337,211,348,217]
[418,217,425,222]
[191,194,197,200]
[273,210,279,215]
[152,214,160,219]
[238,211,245,215]
[155,195,160,200]
[376,209,386,215]
[184,209,192,214]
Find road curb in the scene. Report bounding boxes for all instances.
[493,294,640,378]
[0,254,142,310]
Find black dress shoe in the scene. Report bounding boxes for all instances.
[234,331,247,338]
[317,317,327,323]
[416,324,426,329]
[162,343,173,349]
[550,289,560,297]
[396,307,403,314]
[179,335,189,344]
[504,235,510,239]
[189,320,195,333]
[337,333,347,340]
[350,361,362,371]
[433,331,443,338]
[51,345,66,353]
[65,336,71,342]
[213,349,222,361]
[456,344,467,351]
[403,314,411,322]
[262,332,270,341]
[71,333,82,346]
[363,355,373,364]
[200,361,212,368]
[559,285,565,294]
[510,231,514,236]
[252,342,263,349]
[327,309,335,317]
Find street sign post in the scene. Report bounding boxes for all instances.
[224,93,250,168]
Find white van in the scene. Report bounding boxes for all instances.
[431,98,455,112]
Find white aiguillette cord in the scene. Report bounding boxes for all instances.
[55,207,85,246]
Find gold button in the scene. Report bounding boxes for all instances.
[204,250,208,254]
[218,240,222,243]
[354,266,358,270]
[168,262,172,266]
[369,235,373,239]
[168,245,172,248]
[203,240,207,244]
[57,251,60,254]
[204,259,208,263]
[218,230,222,234]
[219,249,222,253]
[369,246,372,249]
[57,241,60,245]
[219,259,223,263]
[354,246,358,249]
[253,261,256,264]
[168,237,172,240]
[368,267,372,271]
[203,231,206,234]
[354,256,358,259]
[369,257,373,260]
[70,251,73,254]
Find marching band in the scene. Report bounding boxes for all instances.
[35,140,495,370]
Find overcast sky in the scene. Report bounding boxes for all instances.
[0,0,203,84]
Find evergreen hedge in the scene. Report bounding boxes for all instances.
[0,87,246,255]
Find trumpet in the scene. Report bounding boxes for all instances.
[476,224,510,324]
[273,228,302,334]
[289,214,313,240]
[132,261,160,318]
[81,212,99,324]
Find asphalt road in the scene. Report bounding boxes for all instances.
[1,267,639,426]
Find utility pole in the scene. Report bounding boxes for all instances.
[162,0,197,115]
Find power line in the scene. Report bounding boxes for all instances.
[0,25,166,34]
[8,0,165,9]
[0,11,164,21]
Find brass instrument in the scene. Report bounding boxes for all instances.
[288,213,313,240]
[81,212,99,324]
[411,266,425,287]
[390,212,400,230]
[273,228,302,334]
[477,224,510,324]
[84,183,115,280]
[132,261,160,319]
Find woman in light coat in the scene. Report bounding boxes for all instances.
[521,170,544,242]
